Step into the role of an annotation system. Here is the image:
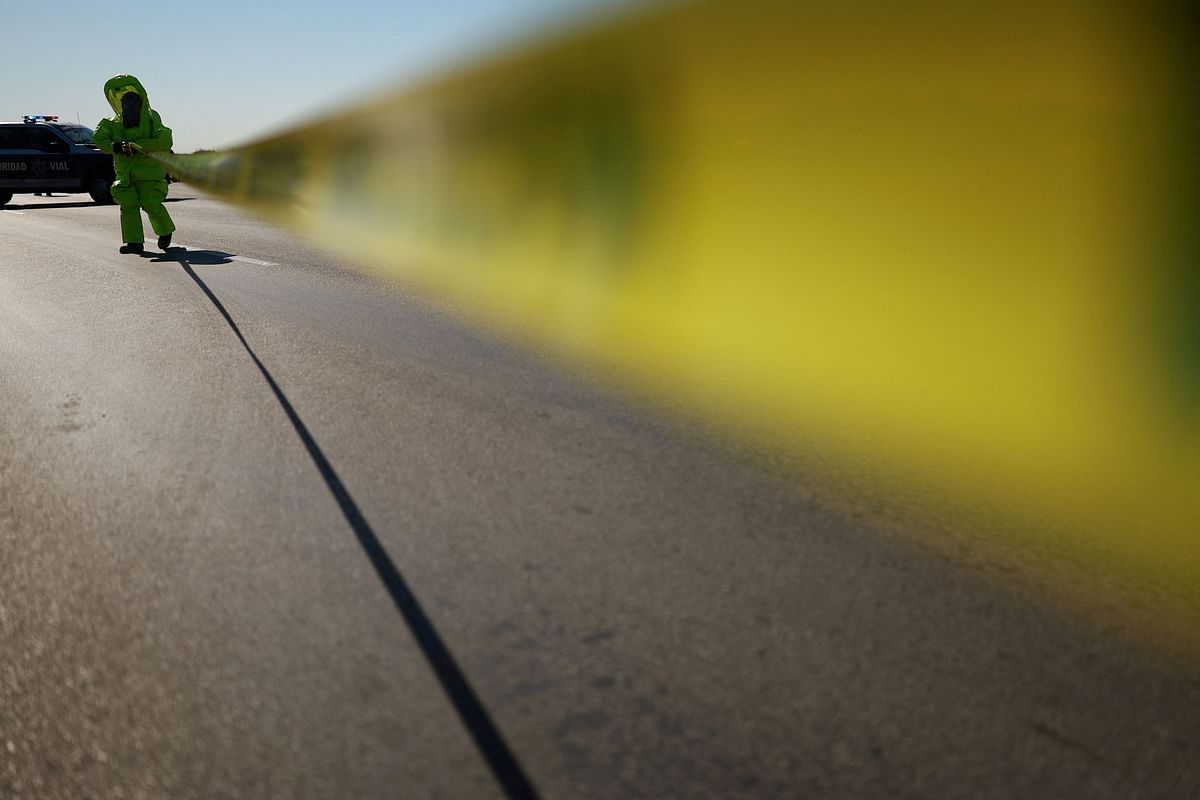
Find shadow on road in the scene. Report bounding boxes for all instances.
[172,253,541,800]
[149,247,231,265]
[4,197,194,211]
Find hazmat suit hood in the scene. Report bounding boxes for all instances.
[104,74,151,117]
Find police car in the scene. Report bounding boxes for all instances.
[0,115,115,206]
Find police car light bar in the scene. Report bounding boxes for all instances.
[23,115,59,124]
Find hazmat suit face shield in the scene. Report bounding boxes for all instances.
[121,91,143,129]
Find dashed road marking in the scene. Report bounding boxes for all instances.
[230,254,279,267]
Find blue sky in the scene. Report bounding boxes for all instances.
[3,0,625,152]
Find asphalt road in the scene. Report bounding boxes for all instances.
[1,192,1197,800]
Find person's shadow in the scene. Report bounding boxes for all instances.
[147,247,232,265]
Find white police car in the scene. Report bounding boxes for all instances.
[0,115,116,206]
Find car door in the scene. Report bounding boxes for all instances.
[0,126,35,190]
[25,126,77,189]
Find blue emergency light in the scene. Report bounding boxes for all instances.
[22,115,59,124]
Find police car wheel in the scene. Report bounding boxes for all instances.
[0,191,13,207]
[88,178,114,205]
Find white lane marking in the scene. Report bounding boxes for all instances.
[230,255,279,267]
[2,209,25,215]
[143,238,279,267]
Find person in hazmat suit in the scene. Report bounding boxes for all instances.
[92,75,176,254]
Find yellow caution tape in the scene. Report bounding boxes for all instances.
[155,0,1200,651]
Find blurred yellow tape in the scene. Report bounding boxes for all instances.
[156,1,1199,647]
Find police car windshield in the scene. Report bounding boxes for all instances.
[58,125,95,145]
